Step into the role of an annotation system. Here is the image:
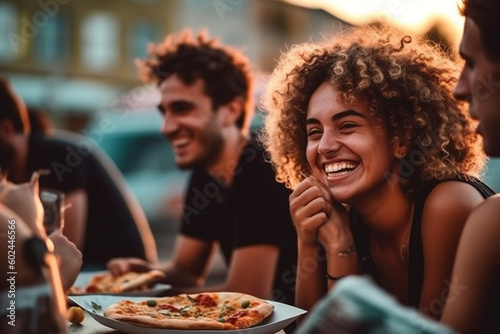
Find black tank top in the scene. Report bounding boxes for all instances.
[350,175,495,307]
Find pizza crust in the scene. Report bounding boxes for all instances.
[69,270,166,294]
[103,313,235,330]
[118,270,166,292]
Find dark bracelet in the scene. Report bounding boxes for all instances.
[325,272,347,281]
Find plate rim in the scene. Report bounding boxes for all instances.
[69,295,307,334]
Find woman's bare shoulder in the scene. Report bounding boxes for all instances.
[421,180,485,223]
[420,181,489,240]
[426,180,487,207]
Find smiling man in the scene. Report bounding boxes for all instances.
[452,0,500,157]
[107,30,298,309]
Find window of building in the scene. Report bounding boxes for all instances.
[128,21,159,64]
[35,14,69,64]
[81,12,119,71]
[0,3,18,61]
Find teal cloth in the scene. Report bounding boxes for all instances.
[295,276,456,334]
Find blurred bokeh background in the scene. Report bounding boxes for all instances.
[0,0,467,128]
[1,0,499,263]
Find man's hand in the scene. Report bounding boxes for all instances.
[107,257,153,276]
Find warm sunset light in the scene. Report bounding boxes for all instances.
[282,0,465,50]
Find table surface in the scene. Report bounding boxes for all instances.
[68,311,116,333]
[67,310,287,334]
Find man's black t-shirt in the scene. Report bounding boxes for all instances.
[181,135,298,306]
[27,133,149,270]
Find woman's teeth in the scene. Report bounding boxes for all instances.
[324,162,357,174]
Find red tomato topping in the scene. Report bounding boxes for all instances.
[158,304,179,312]
[195,294,217,307]
[85,285,98,293]
[227,310,249,324]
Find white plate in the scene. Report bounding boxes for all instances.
[69,271,173,297]
[69,295,307,334]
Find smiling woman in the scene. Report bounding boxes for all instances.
[261,24,495,320]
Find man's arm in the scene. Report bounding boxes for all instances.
[156,235,215,287]
[178,244,279,299]
[108,235,215,287]
[63,189,87,250]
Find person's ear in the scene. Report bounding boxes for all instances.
[219,97,244,127]
[0,119,16,138]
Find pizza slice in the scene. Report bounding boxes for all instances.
[69,270,166,294]
[104,292,274,330]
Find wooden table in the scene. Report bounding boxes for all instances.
[67,311,287,334]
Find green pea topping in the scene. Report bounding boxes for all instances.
[146,300,157,307]
[241,300,250,309]
[217,317,226,323]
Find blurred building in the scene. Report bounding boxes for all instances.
[0,0,173,128]
[174,0,348,72]
[0,0,348,128]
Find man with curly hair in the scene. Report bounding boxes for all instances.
[441,0,500,332]
[261,25,494,319]
[108,30,297,307]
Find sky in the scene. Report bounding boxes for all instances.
[283,0,465,50]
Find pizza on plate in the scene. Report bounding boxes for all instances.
[69,270,166,294]
[103,292,274,330]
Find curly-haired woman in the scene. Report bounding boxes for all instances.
[261,25,494,319]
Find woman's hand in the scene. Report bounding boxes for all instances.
[290,176,330,244]
[290,176,351,247]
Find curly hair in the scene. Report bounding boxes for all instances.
[262,25,486,195]
[460,0,500,62]
[136,29,254,131]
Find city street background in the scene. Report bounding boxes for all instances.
[1,0,499,281]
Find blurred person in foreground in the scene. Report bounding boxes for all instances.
[440,0,500,332]
[108,29,297,307]
[0,171,81,333]
[0,171,82,292]
[0,77,158,270]
[261,24,494,320]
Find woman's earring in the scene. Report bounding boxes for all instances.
[396,149,407,159]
